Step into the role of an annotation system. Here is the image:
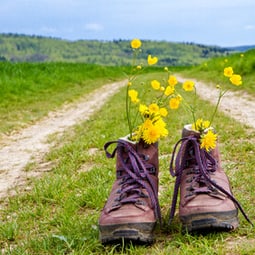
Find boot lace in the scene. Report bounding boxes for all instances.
[104,140,161,224]
[169,135,253,226]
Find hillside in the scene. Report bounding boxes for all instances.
[0,33,233,66]
[228,45,255,52]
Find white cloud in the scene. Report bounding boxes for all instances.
[85,23,103,32]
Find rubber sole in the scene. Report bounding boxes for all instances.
[99,222,156,244]
[180,209,239,233]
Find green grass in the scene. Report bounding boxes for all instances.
[0,62,128,135]
[0,70,254,254]
[180,48,255,95]
[0,59,254,253]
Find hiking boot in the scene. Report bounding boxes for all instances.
[169,124,252,232]
[99,136,161,244]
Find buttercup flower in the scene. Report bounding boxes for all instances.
[181,63,243,151]
[192,118,210,133]
[224,66,234,77]
[124,39,244,148]
[230,74,242,86]
[164,85,175,96]
[128,89,139,103]
[142,119,153,129]
[139,104,148,115]
[168,75,178,86]
[151,80,161,90]
[125,38,244,145]
[200,130,217,151]
[159,107,168,117]
[125,39,173,143]
[183,80,195,91]
[154,118,168,137]
[148,103,159,113]
[169,97,181,110]
[147,55,158,65]
[131,39,142,49]
[125,39,184,143]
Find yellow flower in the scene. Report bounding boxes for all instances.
[142,119,153,129]
[136,65,142,70]
[155,118,168,137]
[224,66,234,77]
[183,80,195,91]
[147,55,158,65]
[164,85,174,96]
[142,124,160,144]
[139,104,148,114]
[131,38,142,49]
[169,97,180,109]
[203,120,210,129]
[230,74,242,86]
[160,86,165,92]
[192,118,202,131]
[192,118,210,132]
[164,67,168,71]
[128,89,139,103]
[159,107,168,117]
[132,124,144,142]
[151,80,161,90]
[168,75,178,86]
[148,103,159,113]
[128,82,132,86]
[200,130,217,151]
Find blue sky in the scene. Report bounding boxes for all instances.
[0,0,254,47]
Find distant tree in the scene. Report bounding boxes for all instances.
[0,33,238,65]
[0,56,6,61]
[26,54,48,62]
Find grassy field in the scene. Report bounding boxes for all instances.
[181,48,255,95]
[0,62,129,135]
[0,56,255,254]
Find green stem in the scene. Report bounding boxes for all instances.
[209,89,227,126]
[191,108,196,128]
[126,85,133,138]
[193,86,197,129]
[174,86,197,127]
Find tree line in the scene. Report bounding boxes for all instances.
[0,33,235,66]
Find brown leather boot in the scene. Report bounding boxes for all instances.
[99,137,161,244]
[169,124,252,232]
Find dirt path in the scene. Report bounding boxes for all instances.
[0,80,126,199]
[0,77,254,199]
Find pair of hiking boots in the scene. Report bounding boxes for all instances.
[99,125,252,244]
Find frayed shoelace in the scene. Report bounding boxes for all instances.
[104,140,161,224]
[169,135,253,226]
